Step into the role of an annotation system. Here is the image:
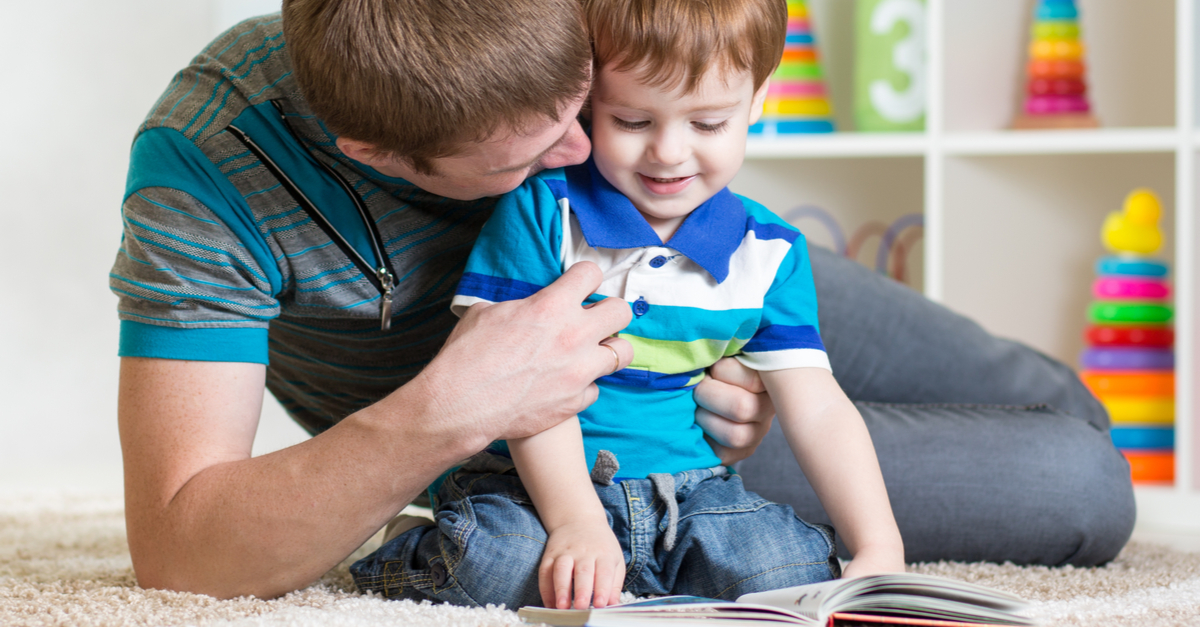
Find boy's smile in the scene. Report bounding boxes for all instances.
[590,63,769,241]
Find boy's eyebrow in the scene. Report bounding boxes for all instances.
[600,94,743,115]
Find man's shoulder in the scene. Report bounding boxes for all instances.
[138,14,300,147]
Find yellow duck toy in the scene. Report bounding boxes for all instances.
[1102,188,1163,255]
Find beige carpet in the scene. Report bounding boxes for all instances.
[4,491,1200,627]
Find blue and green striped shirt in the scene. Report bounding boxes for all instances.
[452,159,829,478]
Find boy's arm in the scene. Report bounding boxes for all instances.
[508,420,626,609]
[759,368,906,578]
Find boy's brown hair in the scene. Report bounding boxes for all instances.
[283,0,591,174]
[584,0,787,94]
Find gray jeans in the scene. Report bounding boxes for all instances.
[736,246,1135,567]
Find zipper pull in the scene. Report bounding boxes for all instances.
[378,267,395,331]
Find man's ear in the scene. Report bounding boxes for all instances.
[336,137,390,168]
[748,79,770,126]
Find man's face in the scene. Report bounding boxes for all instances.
[361,91,591,201]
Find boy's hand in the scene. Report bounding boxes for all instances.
[840,545,907,579]
[694,357,776,465]
[539,518,626,610]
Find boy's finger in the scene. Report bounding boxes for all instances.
[592,559,614,608]
[611,557,627,606]
[553,557,575,609]
[538,558,556,608]
[573,560,595,610]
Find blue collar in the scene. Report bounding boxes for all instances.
[564,159,746,283]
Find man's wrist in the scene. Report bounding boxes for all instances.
[366,365,493,464]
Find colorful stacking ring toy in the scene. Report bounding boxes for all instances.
[1092,277,1170,300]
[1096,257,1169,277]
[1080,347,1174,370]
[1084,326,1175,348]
[1110,426,1175,450]
[1123,451,1174,483]
[1088,302,1173,324]
[1103,397,1175,424]
[1081,370,1174,396]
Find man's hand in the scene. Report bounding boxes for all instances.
[694,358,776,465]
[419,262,632,451]
[539,518,626,609]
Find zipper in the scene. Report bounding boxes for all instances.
[226,118,398,330]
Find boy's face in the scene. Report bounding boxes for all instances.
[590,63,769,239]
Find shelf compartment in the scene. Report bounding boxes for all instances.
[940,153,1175,367]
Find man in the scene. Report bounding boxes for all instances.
[113,0,1134,601]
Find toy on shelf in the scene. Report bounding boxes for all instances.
[1079,188,1174,484]
[855,0,927,132]
[786,205,923,287]
[1011,0,1099,130]
[751,0,836,136]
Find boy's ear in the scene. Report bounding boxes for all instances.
[748,79,770,126]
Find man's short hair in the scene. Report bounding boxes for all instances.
[283,0,591,174]
[584,0,786,94]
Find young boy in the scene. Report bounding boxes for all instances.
[351,0,904,609]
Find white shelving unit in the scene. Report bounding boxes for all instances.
[729,0,1200,533]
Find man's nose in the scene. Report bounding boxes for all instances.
[539,120,592,170]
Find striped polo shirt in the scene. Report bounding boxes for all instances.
[452,159,830,478]
[110,15,496,434]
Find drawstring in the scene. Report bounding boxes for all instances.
[648,473,679,551]
[590,450,620,486]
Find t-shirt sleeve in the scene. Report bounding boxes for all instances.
[735,233,831,372]
[111,129,281,364]
[450,173,566,317]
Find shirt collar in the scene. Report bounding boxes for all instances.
[564,158,746,283]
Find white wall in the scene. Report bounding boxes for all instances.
[0,0,304,493]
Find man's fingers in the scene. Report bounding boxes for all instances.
[595,337,633,378]
[540,261,604,307]
[694,375,774,426]
[709,357,767,394]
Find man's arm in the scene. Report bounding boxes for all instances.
[120,263,632,600]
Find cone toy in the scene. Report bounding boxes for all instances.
[751,0,835,136]
[1080,189,1174,484]
[1012,0,1099,129]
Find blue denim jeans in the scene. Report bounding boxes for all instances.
[351,454,839,608]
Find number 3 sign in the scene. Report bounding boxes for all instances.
[855,0,926,131]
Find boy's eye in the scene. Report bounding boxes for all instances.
[612,117,649,131]
[693,120,729,133]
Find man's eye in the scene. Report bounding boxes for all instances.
[612,117,649,131]
[693,120,729,133]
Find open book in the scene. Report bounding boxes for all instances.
[516,573,1035,627]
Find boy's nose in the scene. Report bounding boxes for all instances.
[648,128,689,166]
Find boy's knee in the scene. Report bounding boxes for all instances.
[353,481,549,607]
